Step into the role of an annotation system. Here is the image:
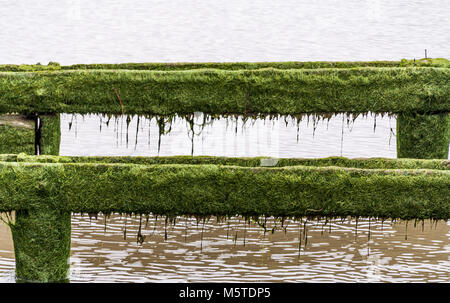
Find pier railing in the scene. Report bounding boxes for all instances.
[0,59,448,282]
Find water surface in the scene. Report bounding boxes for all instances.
[60,113,400,158]
[1,214,449,282]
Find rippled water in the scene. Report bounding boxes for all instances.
[1,214,449,282]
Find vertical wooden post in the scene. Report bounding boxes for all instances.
[11,114,71,282]
[0,114,34,154]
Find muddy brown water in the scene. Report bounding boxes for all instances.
[0,214,449,282]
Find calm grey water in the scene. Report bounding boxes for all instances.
[0,0,449,64]
[0,1,449,283]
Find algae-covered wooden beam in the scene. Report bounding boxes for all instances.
[39,115,61,155]
[2,153,449,282]
[3,154,449,170]
[0,114,60,156]
[0,67,448,115]
[0,58,448,72]
[0,160,448,220]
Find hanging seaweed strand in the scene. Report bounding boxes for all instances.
[137,214,146,244]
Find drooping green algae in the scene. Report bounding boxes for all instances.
[7,114,70,282]
[0,67,448,115]
[397,113,450,159]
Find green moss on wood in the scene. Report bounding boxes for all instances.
[0,116,34,154]
[0,67,448,115]
[0,161,448,220]
[0,125,34,154]
[1,152,448,283]
[5,154,450,170]
[10,208,71,282]
[40,115,60,156]
[4,114,68,283]
[60,58,450,70]
[397,113,450,159]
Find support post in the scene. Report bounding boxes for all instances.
[397,113,450,159]
[39,115,61,156]
[10,114,70,282]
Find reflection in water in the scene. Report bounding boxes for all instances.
[60,112,402,159]
[0,214,449,282]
